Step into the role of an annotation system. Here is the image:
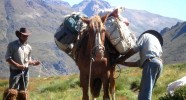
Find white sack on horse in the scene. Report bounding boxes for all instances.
[98,7,136,55]
[167,76,186,96]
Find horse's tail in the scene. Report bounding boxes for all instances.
[91,78,102,97]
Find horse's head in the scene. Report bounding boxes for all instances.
[81,15,108,62]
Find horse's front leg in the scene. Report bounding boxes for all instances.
[80,72,89,100]
[102,72,110,100]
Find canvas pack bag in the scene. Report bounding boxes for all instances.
[54,25,78,53]
[63,14,81,34]
[54,13,87,53]
[105,16,136,55]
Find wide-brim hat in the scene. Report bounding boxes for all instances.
[16,27,31,37]
[139,30,163,46]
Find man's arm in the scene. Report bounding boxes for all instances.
[121,60,140,67]
[117,48,138,64]
[6,58,25,70]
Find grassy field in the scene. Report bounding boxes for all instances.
[0,63,186,100]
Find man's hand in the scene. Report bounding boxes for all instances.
[31,60,40,66]
[16,64,26,70]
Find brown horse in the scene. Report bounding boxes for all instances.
[75,13,120,100]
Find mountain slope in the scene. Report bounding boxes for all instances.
[162,22,186,64]
[0,0,78,78]
[123,9,181,36]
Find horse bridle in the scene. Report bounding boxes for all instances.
[91,28,105,61]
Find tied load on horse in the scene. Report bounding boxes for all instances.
[54,13,88,58]
[54,7,136,100]
[98,7,136,55]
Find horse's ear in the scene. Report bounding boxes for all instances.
[81,17,90,24]
[109,8,119,18]
[101,14,109,23]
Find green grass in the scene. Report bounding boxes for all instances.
[0,63,186,100]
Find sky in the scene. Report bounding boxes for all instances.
[62,0,186,21]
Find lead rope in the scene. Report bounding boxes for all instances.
[22,70,27,91]
[21,70,28,100]
[88,58,93,100]
[3,91,9,100]
[38,63,42,77]
[114,64,121,79]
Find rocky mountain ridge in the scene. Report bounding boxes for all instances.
[161,22,186,64]
[73,0,182,36]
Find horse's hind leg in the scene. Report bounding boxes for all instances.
[80,73,89,100]
[110,68,116,100]
[110,77,116,100]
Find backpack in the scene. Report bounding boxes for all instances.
[63,14,81,34]
[54,13,87,54]
[54,25,78,53]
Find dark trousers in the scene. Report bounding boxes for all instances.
[9,69,29,91]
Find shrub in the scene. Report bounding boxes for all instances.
[130,80,140,92]
[159,85,186,100]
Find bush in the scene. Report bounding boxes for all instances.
[159,85,186,100]
[130,80,140,92]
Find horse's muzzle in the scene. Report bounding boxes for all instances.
[94,46,105,61]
